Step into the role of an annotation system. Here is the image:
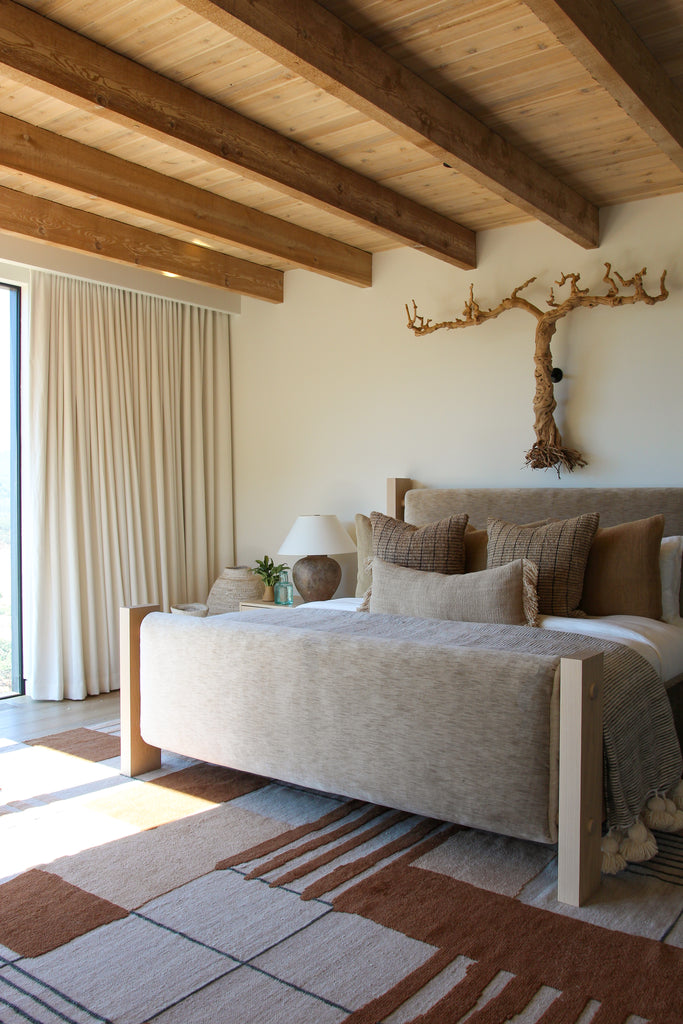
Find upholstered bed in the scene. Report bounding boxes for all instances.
[120,479,683,907]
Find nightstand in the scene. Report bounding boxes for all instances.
[239,597,304,611]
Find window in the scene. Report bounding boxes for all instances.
[0,283,22,697]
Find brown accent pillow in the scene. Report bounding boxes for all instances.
[580,515,665,619]
[370,511,468,575]
[487,513,600,617]
[369,557,539,626]
[354,513,373,598]
[465,525,488,573]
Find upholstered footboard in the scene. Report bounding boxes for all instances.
[120,606,603,906]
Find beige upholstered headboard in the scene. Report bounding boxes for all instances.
[387,477,683,615]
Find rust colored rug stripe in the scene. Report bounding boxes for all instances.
[410,961,501,1024]
[151,762,267,802]
[215,799,365,869]
[0,869,128,957]
[336,856,683,1022]
[269,809,411,888]
[459,973,542,1024]
[300,817,444,901]
[535,990,595,1024]
[25,727,120,763]
[245,804,387,879]
[340,947,462,1024]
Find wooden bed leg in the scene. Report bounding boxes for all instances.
[387,478,413,520]
[557,651,604,907]
[120,605,161,777]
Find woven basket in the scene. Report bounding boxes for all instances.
[170,602,208,616]
[207,566,264,614]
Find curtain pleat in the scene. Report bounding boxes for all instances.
[25,272,233,700]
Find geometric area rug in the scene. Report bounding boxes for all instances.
[2,727,683,1023]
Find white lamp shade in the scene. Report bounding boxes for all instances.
[278,514,356,556]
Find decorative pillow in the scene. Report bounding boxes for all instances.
[370,511,468,575]
[660,535,683,622]
[487,513,600,617]
[465,519,550,573]
[354,513,373,598]
[368,557,539,625]
[465,524,488,573]
[580,515,665,619]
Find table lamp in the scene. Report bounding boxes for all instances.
[278,514,356,601]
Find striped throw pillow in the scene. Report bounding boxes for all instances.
[370,511,468,575]
[487,513,600,617]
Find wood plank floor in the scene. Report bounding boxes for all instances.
[0,691,120,741]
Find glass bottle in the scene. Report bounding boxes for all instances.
[274,569,294,606]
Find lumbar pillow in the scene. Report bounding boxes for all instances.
[580,515,665,619]
[368,557,539,625]
[370,510,468,575]
[660,536,683,623]
[487,513,600,617]
[354,513,373,598]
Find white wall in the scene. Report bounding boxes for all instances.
[226,194,683,594]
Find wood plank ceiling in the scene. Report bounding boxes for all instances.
[0,0,681,302]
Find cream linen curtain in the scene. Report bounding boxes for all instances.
[25,272,233,700]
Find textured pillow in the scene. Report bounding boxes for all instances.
[466,520,551,573]
[354,513,373,598]
[580,515,665,619]
[487,513,600,617]
[369,557,539,625]
[660,536,683,622]
[370,511,468,575]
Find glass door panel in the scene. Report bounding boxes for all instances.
[0,284,22,697]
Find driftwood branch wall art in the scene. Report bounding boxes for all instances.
[406,264,669,476]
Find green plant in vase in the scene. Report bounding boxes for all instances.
[253,555,290,601]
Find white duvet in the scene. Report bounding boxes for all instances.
[301,598,683,685]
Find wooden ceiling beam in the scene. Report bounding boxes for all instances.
[178,0,599,249]
[0,0,476,269]
[523,0,683,174]
[0,185,283,302]
[0,112,372,288]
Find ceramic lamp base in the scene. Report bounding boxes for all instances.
[292,555,341,602]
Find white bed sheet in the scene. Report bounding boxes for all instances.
[539,614,683,685]
[300,598,683,685]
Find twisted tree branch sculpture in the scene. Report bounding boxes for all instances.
[406,264,668,475]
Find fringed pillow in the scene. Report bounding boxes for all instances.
[354,513,373,598]
[368,557,539,625]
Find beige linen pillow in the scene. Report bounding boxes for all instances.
[487,513,599,617]
[370,510,468,575]
[354,513,373,598]
[580,515,665,619]
[369,557,539,625]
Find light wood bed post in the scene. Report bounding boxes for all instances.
[120,605,161,777]
[558,651,604,906]
[387,477,413,520]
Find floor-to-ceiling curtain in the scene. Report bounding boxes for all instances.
[24,271,233,700]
